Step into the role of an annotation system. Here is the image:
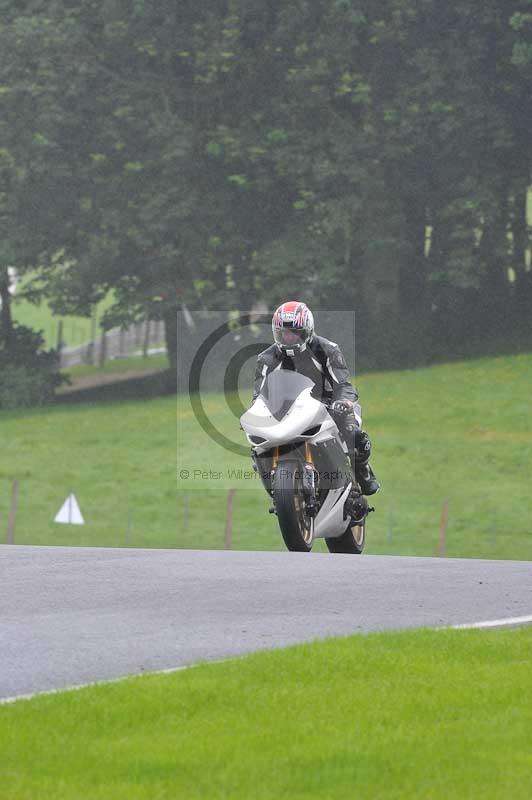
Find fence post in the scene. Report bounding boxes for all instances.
[183,492,189,532]
[437,499,449,557]
[99,330,107,366]
[6,479,19,545]
[56,320,64,355]
[491,508,498,547]
[89,309,97,365]
[125,504,132,547]
[224,489,236,550]
[143,319,151,357]
[387,505,395,544]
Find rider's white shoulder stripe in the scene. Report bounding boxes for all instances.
[326,356,340,382]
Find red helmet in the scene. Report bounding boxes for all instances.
[272,301,314,355]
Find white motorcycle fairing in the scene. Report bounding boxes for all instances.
[240,373,355,541]
[241,387,342,457]
[312,482,353,539]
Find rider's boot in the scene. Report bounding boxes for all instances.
[347,449,380,495]
[347,427,380,495]
[338,413,380,496]
[354,457,380,496]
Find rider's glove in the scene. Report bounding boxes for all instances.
[331,399,354,417]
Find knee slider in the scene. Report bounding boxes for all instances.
[354,429,372,463]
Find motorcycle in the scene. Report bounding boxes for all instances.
[240,369,373,553]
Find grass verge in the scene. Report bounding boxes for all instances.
[2,626,532,799]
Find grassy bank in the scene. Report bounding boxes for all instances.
[63,354,168,381]
[0,352,531,557]
[12,294,113,350]
[2,626,532,799]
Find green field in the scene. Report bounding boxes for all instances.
[11,294,112,350]
[2,626,532,799]
[1,352,531,558]
[63,353,169,380]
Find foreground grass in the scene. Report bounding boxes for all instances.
[0,352,531,556]
[2,627,532,799]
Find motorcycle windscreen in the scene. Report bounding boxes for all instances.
[260,369,314,421]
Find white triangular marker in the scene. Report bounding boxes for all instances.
[54,494,85,525]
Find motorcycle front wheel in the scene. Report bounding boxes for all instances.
[272,459,314,552]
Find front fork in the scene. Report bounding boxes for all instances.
[258,443,373,524]
[301,442,319,516]
[263,444,319,517]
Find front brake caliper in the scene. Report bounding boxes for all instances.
[302,463,319,516]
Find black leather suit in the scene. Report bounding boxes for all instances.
[252,335,371,465]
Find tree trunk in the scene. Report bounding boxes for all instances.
[358,178,403,369]
[163,303,178,371]
[399,193,430,363]
[511,181,532,318]
[478,188,511,341]
[0,268,14,353]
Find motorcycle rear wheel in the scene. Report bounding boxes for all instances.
[272,459,314,552]
[325,520,365,554]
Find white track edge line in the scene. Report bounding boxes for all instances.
[3,616,532,706]
[0,663,203,706]
[450,614,532,630]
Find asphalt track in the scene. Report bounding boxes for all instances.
[1,546,531,701]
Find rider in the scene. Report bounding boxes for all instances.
[252,301,379,495]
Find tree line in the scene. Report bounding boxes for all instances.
[0,0,530,382]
